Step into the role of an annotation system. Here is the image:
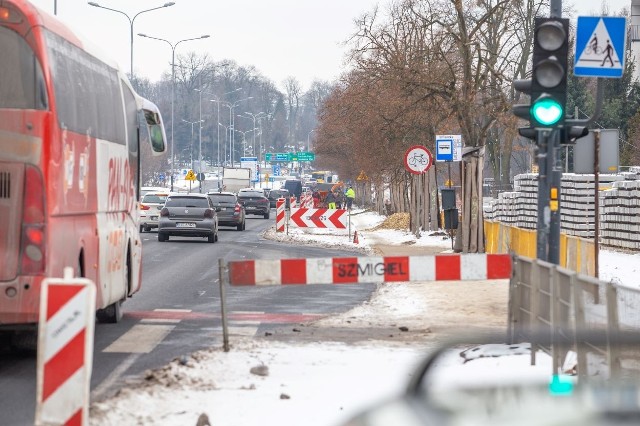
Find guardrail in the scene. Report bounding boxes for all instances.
[509,255,640,379]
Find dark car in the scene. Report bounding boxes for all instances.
[237,189,271,219]
[267,189,290,208]
[157,193,219,242]
[207,191,246,231]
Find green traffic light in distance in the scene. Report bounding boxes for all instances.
[532,96,563,126]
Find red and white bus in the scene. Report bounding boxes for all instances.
[0,0,167,340]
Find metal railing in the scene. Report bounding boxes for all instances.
[509,255,640,379]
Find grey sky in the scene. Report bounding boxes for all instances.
[28,0,630,91]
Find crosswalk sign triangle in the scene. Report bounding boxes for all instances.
[185,170,196,181]
[574,16,626,78]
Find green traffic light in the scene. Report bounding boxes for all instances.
[532,96,563,126]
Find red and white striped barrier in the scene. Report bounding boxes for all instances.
[36,267,96,426]
[290,208,348,228]
[290,196,297,208]
[276,198,285,232]
[300,193,314,208]
[228,253,511,285]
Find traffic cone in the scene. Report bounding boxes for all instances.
[353,230,359,244]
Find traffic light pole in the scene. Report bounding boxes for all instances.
[548,129,562,264]
[536,130,550,261]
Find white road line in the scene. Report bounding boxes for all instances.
[140,318,181,324]
[103,324,175,353]
[91,353,140,400]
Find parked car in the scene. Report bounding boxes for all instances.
[237,189,271,219]
[207,191,246,231]
[267,189,290,208]
[139,190,169,232]
[157,193,219,242]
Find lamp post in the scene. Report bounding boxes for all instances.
[220,97,252,166]
[307,129,316,152]
[235,129,257,157]
[196,87,242,169]
[243,112,266,162]
[138,33,209,191]
[88,1,175,76]
[218,123,230,165]
[182,119,204,171]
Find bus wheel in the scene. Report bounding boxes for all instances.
[96,299,123,324]
[10,331,37,353]
[96,248,129,324]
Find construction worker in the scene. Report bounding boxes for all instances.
[345,185,355,209]
[325,190,336,209]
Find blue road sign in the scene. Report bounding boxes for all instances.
[436,138,454,162]
[574,16,626,78]
[272,164,281,176]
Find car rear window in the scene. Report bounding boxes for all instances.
[209,194,237,203]
[142,194,168,203]
[166,197,209,208]
[269,190,288,198]
[238,192,264,198]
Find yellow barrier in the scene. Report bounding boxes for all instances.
[484,220,594,275]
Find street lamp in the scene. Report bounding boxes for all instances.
[218,123,230,165]
[196,87,242,169]
[88,1,175,76]
[307,129,316,152]
[243,112,266,163]
[182,119,204,171]
[138,33,209,191]
[220,97,252,166]
[234,128,257,157]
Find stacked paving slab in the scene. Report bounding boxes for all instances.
[484,168,640,251]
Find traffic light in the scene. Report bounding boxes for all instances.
[530,17,569,127]
[561,122,589,144]
[512,17,569,137]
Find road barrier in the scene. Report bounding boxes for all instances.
[227,253,512,286]
[276,198,285,232]
[290,207,348,229]
[36,267,95,426]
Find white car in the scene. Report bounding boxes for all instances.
[139,190,169,232]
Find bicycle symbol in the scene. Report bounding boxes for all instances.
[408,152,428,168]
[585,44,603,55]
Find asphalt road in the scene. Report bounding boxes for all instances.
[0,213,375,426]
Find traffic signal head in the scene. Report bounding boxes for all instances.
[531,17,569,128]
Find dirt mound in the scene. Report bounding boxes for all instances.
[373,213,409,230]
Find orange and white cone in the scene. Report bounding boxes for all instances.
[353,230,359,244]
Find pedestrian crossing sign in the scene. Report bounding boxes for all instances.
[574,16,626,78]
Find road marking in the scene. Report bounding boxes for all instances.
[103,324,175,353]
[91,354,141,400]
[154,308,191,312]
[141,318,181,324]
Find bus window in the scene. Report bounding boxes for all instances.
[0,26,48,110]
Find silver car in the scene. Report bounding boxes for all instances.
[158,193,219,243]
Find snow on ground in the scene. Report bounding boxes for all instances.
[89,210,639,426]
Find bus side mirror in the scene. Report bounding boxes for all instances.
[149,124,165,153]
